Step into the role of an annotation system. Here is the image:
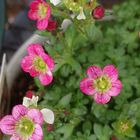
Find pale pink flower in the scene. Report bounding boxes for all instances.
[0,105,43,140]
[21,44,54,85]
[28,0,52,30]
[80,65,122,104]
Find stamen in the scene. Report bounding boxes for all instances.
[94,75,111,93]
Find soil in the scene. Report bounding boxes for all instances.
[10,71,37,113]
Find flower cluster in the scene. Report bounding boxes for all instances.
[0,95,54,140]
[28,0,105,30]
[0,0,125,139]
[50,0,105,20]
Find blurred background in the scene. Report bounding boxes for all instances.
[0,0,34,63]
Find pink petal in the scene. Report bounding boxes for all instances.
[10,134,23,140]
[40,52,54,71]
[29,1,40,10]
[39,71,53,85]
[103,65,118,82]
[30,67,39,77]
[12,105,28,120]
[21,56,33,73]
[86,65,102,79]
[0,115,16,135]
[28,10,38,20]
[44,3,51,19]
[27,44,44,56]
[46,20,57,31]
[37,18,49,30]
[80,78,96,95]
[93,93,111,104]
[27,109,43,125]
[29,124,43,140]
[108,80,122,96]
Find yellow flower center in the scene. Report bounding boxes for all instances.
[33,56,47,73]
[94,75,111,93]
[16,117,34,138]
[63,0,85,12]
[38,4,47,19]
[120,122,129,132]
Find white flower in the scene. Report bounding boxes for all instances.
[61,19,72,32]
[77,8,86,20]
[41,108,55,124]
[23,96,55,124]
[50,0,61,6]
[23,96,38,107]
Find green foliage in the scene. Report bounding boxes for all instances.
[35,0,140,139]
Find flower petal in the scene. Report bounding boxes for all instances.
[50,0,61,6]
[77,8,86,20]
[23,96,38,108]
[108,80,122,96]
[39,71,53,85]
[27,109,43,125]
[80,78,96,95]
[10,134,23,140]
[40,52,54,71]
[12,105,28,120]
[29,1,40,10]
[22,97,31,107]
[0,115,16,135]
[28,10,38,20]
[41,108,54,124]
[103,65,118,82]
[93,93,111,104]
[86,65,102,79]
[30,67,39,77]
[61,19,72,32]
[20,56,33,73]
[27,44,44,56]
[37,18,49,30]
[29,124,43,140]
[45,4,51,19]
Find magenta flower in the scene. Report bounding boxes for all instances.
[21,44,54,85]
[80,65,122,104]
[28,0,52,30]
[0,105,43,140]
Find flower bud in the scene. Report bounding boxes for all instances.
[25,90,34,99]
[92,5,105,19]
[47,124,54,132]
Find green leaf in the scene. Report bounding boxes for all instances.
[56,124,75,140]
[94,123,103,139]
[34,77,45,90]
[88,135,97,140]
[58,93,72,107]
[82,121,92,133]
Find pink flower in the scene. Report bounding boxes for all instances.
[21,44,54,85]
[0,105,43,140]
[28,0,52,30]
[80,65,122,104]
[92,5,105,19]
